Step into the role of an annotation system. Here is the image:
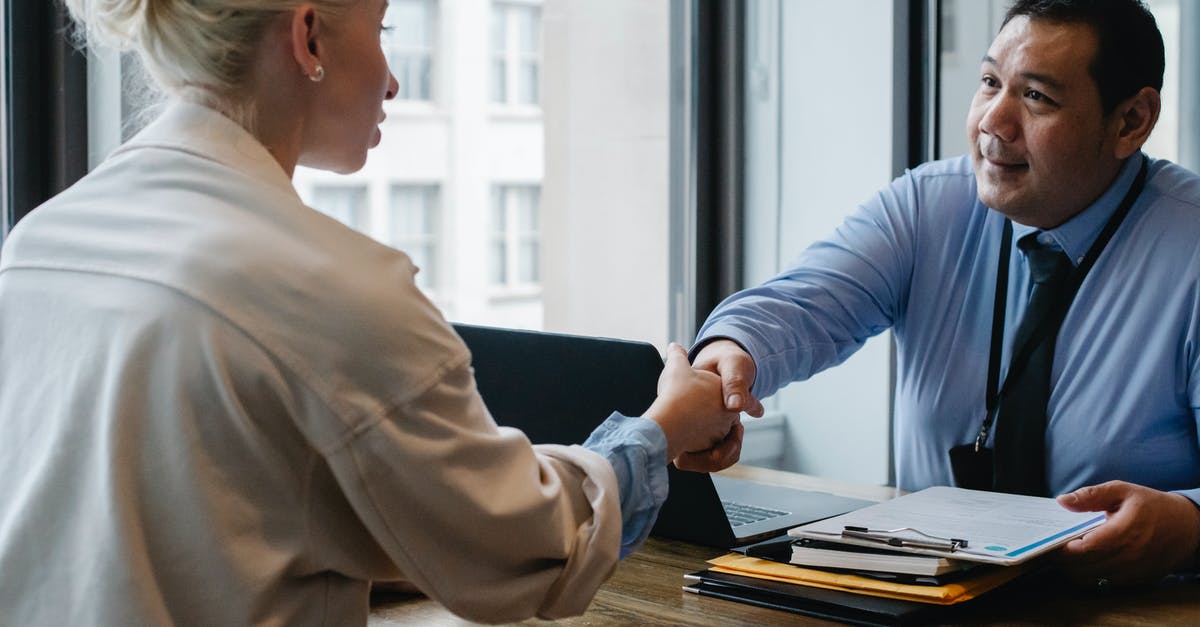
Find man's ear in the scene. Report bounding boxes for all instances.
[1109,86,1161,159]
[289,4,322,79]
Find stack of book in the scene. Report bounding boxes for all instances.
[682,486,1107,625]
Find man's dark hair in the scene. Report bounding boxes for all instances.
[1002,0,1164,114]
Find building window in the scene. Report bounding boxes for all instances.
[385,0,436,101]
[390,185,440,289]
[311,185,369,232]
[490,3,541,106]
[490,185,540,288]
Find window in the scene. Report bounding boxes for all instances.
[390,184,440,289]
[311,185,369,232]
[489,185,539,289]
[490,2,541,107]
[384,0,436,102]
[69,0,677,344]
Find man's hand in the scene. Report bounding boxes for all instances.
[1055,481,1200,587]
[644,343,742,467]
[691,339,765,417]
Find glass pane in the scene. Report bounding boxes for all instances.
[518,240,539,283]
[391,185,436,236]
[516,6,540,54]
[490,7,507,54]
[518,61,538,106]
[491,58,507,103]
[312,186,367,230]
[393,56,431,100]
[516,188,538,232]
[490,240,507,285]
[388,0,429,46]
[490,188,507,236]
[385,0,433,101]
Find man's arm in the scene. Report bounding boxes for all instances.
[691,171,920,405]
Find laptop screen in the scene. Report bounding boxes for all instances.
[453,323,663,445]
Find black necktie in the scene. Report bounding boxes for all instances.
[993,233,1074,496]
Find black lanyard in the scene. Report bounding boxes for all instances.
[972,157,1149,451]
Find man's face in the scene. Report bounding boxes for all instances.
[966,16,1122,228]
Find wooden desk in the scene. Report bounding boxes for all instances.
[368,467,1200,626]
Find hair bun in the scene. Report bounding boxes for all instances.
[63,0,154,50]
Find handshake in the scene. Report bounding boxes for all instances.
[644,339,763,472]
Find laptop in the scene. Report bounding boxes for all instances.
[452,323,871,548]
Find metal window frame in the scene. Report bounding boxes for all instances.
[669,0,745,342]
[2,0,88,241]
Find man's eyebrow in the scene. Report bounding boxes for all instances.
[1021,71,1065,89]
[980,55,1065,89]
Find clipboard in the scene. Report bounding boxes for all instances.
[787,486,1105,566]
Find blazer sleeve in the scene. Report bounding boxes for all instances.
[322,358,622,622]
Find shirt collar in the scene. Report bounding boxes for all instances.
[1010,153,1146,266]
[111,100,299,201]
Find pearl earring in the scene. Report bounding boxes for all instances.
[308,65,325,82]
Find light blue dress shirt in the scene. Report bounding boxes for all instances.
[583,413,669,557]
[697,153,1200,503]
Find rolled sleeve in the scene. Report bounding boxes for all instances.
[582,412,669,557]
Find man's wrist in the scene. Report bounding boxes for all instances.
[688,335,752,363]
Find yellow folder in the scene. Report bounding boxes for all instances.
[707,553,1031,605]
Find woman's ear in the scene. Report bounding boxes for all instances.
[289,4,322,80]
[1110,86,1161,160]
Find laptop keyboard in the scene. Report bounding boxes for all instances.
[721,500,791,527]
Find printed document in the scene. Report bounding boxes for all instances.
[788,486,1105,565]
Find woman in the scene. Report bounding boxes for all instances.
[0,1,741,624]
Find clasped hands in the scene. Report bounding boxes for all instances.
[644,339,763,473]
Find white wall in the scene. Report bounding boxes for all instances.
[541,0,671,346]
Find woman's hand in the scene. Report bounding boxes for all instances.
[644,343,742,469]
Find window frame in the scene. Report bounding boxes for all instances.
[388,183,441,291]
[384,0,437,103]
[1,1,88,246]
[488,183,541,295]
[310,183,371,233]
[489,0,542,110]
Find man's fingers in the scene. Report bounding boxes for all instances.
[718,358,753,412]
[1057,481,1129,513]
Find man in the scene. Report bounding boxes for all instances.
[693,0,1200,587]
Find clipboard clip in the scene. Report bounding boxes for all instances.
[841,526,969,552]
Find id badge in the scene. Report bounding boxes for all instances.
[948,444,994,491]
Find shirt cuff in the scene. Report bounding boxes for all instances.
[582,412,669,558]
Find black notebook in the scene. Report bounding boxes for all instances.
[682,569,952,627]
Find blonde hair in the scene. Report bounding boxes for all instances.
[63,0,351,127]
